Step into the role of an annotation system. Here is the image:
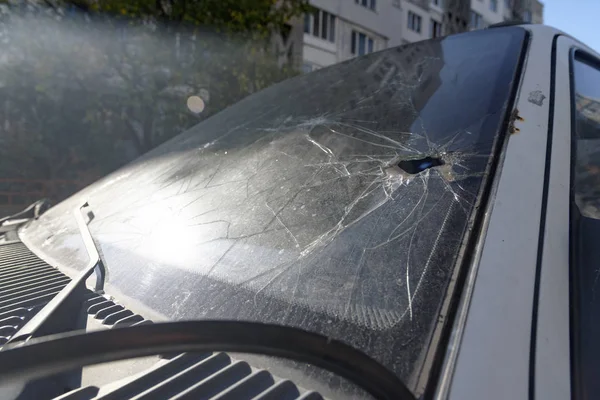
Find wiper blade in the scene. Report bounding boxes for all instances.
[0,321,415,400]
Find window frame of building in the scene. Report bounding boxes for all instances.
[490,0,498,12]
[523,9,532,22]
[355,0,377,11]
[430,19,442,38]
[470,11,483,29]
[431,0,442,7]
[303,8,336,43]
[303,13,310,35]
[351,30,375,56]
[408,11,423,34]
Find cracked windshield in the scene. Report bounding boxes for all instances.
[0,0,526,398]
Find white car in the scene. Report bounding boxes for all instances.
[0,24,598,400]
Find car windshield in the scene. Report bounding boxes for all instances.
[21,27,525,395]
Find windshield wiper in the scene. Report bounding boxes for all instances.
[6,201,106,344]
[75,201,106,293]
[0,321,415,400]
[0,204,415,399]
[0,199,50,227]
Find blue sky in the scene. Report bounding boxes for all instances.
[543,0,600,52]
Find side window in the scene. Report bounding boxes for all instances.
[570,53,600,398]
[573,56,600,218]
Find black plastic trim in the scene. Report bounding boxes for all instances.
[0,321,414,400]
[568,45,581,400]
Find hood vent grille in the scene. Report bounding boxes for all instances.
[0,242,70,345]
[0,241,327,400]
[59,352,324,400]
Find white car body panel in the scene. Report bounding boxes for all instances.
[440,25,600,400]
[448,25,552,400]
[532,34,575,400]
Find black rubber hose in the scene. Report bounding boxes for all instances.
[0,321,414,400]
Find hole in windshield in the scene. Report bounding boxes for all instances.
[397,157,445,174]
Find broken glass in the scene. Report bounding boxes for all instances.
[21,28,526,396]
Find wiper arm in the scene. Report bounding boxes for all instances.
[6,201,106,344]
[75,201,106,293]
[0,198,50,227]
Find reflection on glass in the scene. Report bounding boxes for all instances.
[187,96,205,114]
[573,57,600,218]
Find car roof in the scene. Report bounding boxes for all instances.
[521,24,600,58]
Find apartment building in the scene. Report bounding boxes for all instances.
[530,0,545,24]
[302,0,405,72]
[301,0,543,72]
[472,0,544,30]
[470,0,510,29]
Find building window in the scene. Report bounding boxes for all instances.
[490,0,498,12]
[431,0,442,6]
[355,0,376,11]
[304,13,310,34]
[523,10,532,22]
[351,30,375,56]
[470,11,483,29]
[304,8,336,42]
[408,11,422,33]
[312,9,320,36]
[430,19,442,38]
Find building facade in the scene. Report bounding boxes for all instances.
[302,0,405,72]
[301,0,543,72]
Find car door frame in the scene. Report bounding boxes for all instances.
[557,36,600,400]
[529,34,584,400]
[441,25,564,400]
[534,34,600,400]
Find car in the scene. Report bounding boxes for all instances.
[0,23,598,400]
